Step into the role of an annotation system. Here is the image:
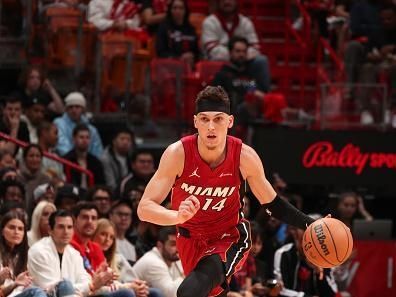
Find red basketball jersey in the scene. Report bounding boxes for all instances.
[172,134,244,237]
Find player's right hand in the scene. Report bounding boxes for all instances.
[177,195,200,224]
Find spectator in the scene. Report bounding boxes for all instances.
[63,124,105,189]
[88,0,141,31]
[54,183,80,211]
[139,0,168,34]
[18,144,51,214]
[273,219,339,297]
[0,201,26,219]
[16,65,64,115]
[212,36,283,127]
[28,209,99,296]
[93,218,164,297]
[0,150,16,169]
[331,191,373,230]
[156,0,200,69]
[118,149,155,199]
[0,97,30,155]
[101,128,135,191]
[20,94,47,143]
[86,185,113,218]
[0,179,25,205]
[132,226,184,297]
[202,0,266,73]
[37,122,65,182]
[108,200,137,265]
[0,210,48,297]
[232,222,280,297]
[69,202,137,297]
[0,167,18,181]
[33,183,56,204]
[343,0,393,124]
[27,200,56,246]
[54,92,103,157]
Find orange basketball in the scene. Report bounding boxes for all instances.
[302,218,353,268]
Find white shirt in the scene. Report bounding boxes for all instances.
[116,238,137,263]
[28,236,91,295]
[132,247,184,297]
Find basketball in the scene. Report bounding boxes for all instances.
[302,218,353,268]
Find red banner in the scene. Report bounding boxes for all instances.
[347,241,396,297]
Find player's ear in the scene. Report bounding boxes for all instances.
[228,115,234,128]
[193,115,198,128]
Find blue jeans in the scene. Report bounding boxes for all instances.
[247,54,271,92]
[105,289,136,297]
[15,287,47,297]
[54,280,75,297]
[148,288,164,297]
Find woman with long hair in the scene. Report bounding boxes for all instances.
[18,144,51,215]
[17,65,64,114]
[156,0,199,69]
[92,219,163,297]
[27,201,57,246]
[0,210,47,297]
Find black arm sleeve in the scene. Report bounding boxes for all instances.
[262,195,315,230]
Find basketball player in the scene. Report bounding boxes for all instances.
[137,86,316,297]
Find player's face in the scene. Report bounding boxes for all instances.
[194,112,234,150]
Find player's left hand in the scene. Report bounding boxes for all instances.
[177,195,200,224]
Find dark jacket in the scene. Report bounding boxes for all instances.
[212,62,258,111]
[63,149,105,188]
[273,243,338,297]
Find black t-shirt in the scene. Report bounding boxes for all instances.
[156,20,199,59]
[14,88,52,109]
[58,252,63,269]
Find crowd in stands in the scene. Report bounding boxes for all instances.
[0,121,375,297]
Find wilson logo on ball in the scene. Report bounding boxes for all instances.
[314,224,330,256]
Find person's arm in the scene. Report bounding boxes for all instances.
[1,113,21,154]
[88,126,104,158]
[54,119,73,156]
[27,248,60,290]
[88,0,116,31]
[240,144,314,230]
[242,17,261,60]
[101,154,117,190]
[357,196,373,221]
[137,141,200,225]
[273,245,309,297]
[43,79,64,114]
[141,7,166,26]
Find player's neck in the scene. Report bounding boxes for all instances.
[197,137,226,169]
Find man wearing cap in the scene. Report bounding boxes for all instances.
[21,91,47,143]
[54,183,80,211]
[33,183,55,204]
[54,91,103,157]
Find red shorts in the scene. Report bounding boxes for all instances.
[176,219,251,297]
